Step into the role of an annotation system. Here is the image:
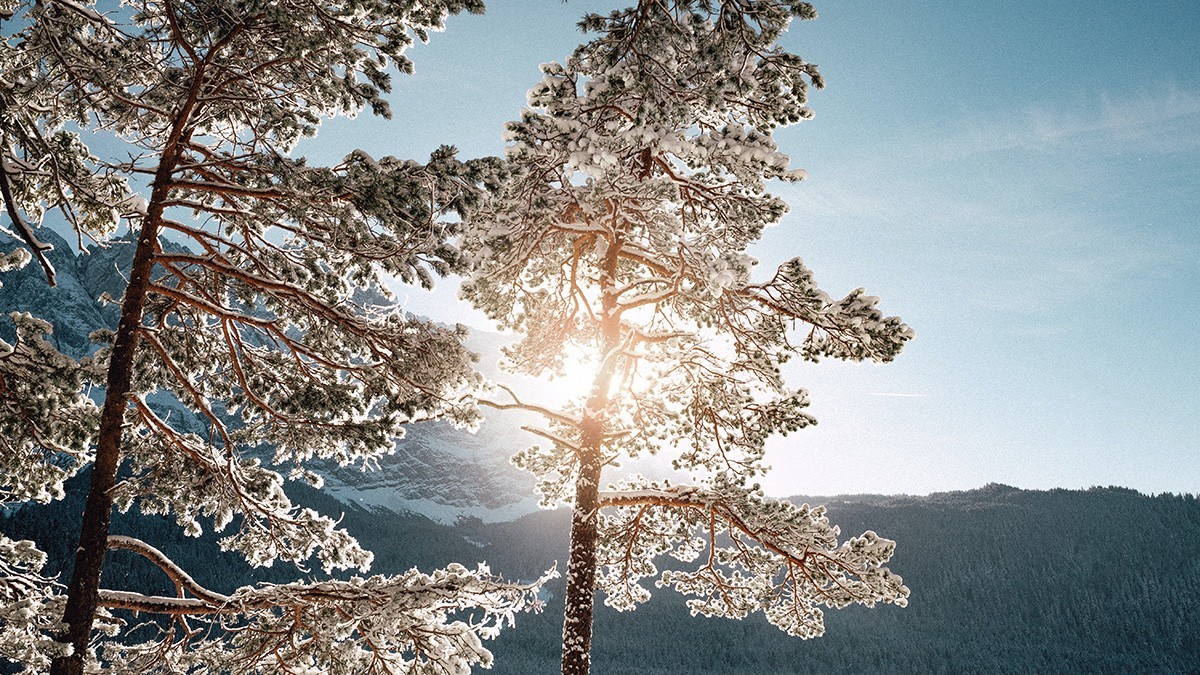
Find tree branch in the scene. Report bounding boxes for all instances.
[106,535,231,605]
[0,151,56,286]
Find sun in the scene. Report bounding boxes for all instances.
[545,346,604,402]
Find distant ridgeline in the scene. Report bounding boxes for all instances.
[4,480,1197,673]
[0,229,133,358]
[479,485,1200,674]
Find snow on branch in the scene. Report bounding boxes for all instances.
[118,397,375,573]
[96,535,558,673]
[0,536,66,670]
[0,311,96,504]
[596,479,909,638]
[106,536,231,606]
[0,155,56,286]
[738,257,914,363]
[480,382,582,426]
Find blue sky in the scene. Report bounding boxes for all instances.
[304,1,1200,497]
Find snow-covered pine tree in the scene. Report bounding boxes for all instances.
[0,1,551,672]
[462,2,913,673]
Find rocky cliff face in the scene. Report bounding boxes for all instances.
[0,231,537,522]
[0,229,126,357]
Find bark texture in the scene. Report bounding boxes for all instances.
[560,236,623,675]
[50,67,202,671]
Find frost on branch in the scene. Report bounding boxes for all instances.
[97,264,485,572]
[3,0,503,579]
[112,418,374,573]
[597,478,908,638]
[88,537,555,674]
[462,1,913,669]
[0,247,31,283]
[2,0,533,670]
[0,311,97,504]
[0,536,67,670]
[740,258,914,363]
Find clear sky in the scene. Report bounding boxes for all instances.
[300,0,1200,497]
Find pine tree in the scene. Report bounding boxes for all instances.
[462,2,914,673]
[0,1,550,672]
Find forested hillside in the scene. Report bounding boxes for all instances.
[481,484,1200,674]
[5,482,1197,673]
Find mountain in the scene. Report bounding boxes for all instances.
[0,229,126,356]
[318,415,538,523]
[0,230,537,522]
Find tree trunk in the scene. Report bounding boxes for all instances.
[560,448,604,675]
[50,213,162,674]
[560,233,623,675]
[50,73,203,671]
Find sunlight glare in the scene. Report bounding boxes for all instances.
[544,347,603,403]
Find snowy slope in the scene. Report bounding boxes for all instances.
[320,414,539,523]
[0,232,539,522]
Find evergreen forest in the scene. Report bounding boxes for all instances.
[6,481,1196,674]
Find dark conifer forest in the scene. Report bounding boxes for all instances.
[6,480,1196,673]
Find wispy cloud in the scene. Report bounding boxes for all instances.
[772,83,1199,315]
[933,84,1200,160]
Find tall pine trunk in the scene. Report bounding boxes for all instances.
[560,234,623,675]
[560,448,604,675]
[50,72,204,673]
[50,216,160,675]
